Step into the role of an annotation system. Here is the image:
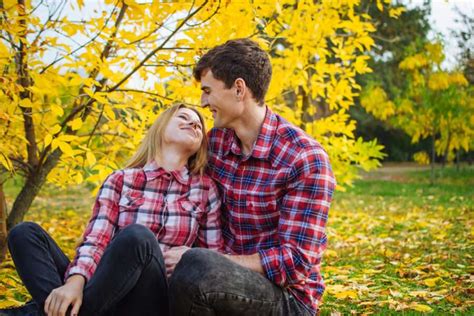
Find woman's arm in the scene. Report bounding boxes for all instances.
[44,171,124,316]
[65,170,123,281]
[195,177,224,251]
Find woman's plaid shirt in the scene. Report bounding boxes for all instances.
[65,161,223,281]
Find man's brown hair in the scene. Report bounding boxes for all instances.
[193,38,272,105]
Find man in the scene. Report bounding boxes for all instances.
[165,38,336,315]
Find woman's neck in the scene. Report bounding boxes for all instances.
[154,147,189,171]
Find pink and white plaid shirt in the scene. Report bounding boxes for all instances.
[65,161,223,281]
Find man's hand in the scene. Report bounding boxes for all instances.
[223,253,265,275]
[163,246,190,278]
[44,275,85,316]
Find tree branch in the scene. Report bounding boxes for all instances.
[17,0,39,169]
[40,1,120,74]
[108,0,209,92]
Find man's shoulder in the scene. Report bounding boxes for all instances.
[272,113,326,159]
[208,127,232,154]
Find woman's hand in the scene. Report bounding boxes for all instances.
[44,275,85,316]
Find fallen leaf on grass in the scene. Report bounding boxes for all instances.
[410,303,433,312]
[424,277,441,287]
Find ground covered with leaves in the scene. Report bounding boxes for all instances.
[1,165,473,315]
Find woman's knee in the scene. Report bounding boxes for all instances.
[114,224,158,253]
[8,221,43,247]
[119,224,154,241]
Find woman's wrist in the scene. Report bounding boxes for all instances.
[66,274,86,287]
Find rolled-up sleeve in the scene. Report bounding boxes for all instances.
[65,171,123,281]
[258,148,335,287]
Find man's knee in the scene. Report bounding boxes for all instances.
[169,248,219,293]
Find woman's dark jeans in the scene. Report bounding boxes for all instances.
[169,248,313,316]
[8,222,168,316]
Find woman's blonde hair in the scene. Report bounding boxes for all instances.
[125,103,208,175]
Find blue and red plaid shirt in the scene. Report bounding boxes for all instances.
[65,161,223,281]
[207,107,336,315]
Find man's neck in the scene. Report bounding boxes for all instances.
[232,103,267,156]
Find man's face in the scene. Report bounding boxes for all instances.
[200,69,243,129]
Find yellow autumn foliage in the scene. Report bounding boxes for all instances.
[0,0,389,213]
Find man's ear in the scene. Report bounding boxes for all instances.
[234,78,246,97]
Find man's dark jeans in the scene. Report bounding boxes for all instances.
[169,248,313,316]
[8,222,168,316]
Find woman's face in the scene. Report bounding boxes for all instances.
[163,107,204,155]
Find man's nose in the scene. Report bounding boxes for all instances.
[201,94,209,108]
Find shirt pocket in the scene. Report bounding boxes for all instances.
[159,198,201,247]
[243,194,279,232]
[119,191,145,209]
[117,191,162,230]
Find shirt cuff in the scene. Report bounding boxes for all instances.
[258,247,286,287]
[65,265,92,283]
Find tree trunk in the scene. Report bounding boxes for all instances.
[430,134,435,185]
[7,149,61,230]
[442,129,451,168]
[456,150,460,171]
[0,182,8,263]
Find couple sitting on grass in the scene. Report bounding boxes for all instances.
[2,39,336,316]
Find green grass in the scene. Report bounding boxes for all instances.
[1,165,473,314]
[321,165,473,315]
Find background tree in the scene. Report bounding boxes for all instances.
[350,0,433,161]
[0,0,392,261]
[361,42,472,183]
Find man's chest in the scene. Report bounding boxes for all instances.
[208,155,290,214]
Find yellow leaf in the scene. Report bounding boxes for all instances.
[19,99,33,108]
[58,141,74,156]
[86,151,96,166]
[68,118,83,131]
[410,303,433,313]
[104,106,116,121]
[51,104,64,117]
[424,277,440,287]
[334,290,358,299]
[44,134,53,147]
[50,124,62,134]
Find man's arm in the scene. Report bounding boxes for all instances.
[223,253,265,275]
[258,148,335,287]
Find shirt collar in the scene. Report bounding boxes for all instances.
[223,106,277,160]
[143,160,190,185]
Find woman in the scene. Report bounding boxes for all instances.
[3,104,223,316]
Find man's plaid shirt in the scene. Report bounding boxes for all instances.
[207,107,336,315]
